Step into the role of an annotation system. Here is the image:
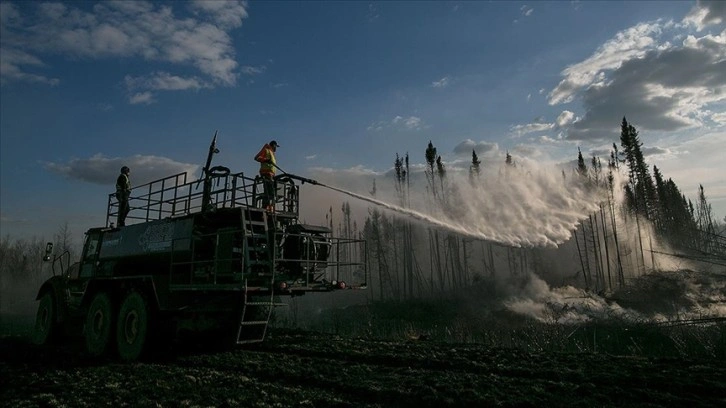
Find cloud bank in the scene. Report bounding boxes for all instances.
[0,1,249,102]
[45,154,200,186]
[543,1,726,141]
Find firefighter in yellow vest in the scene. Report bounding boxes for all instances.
[254,140,279,210]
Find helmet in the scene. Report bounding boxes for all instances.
[121,166,130,173]
[269,140,280,147]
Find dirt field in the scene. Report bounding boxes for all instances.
[2,328,725,408]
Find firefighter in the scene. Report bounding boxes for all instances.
[116,166,131,226]
[254,140,279,211]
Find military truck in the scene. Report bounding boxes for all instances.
[32,135,367,360]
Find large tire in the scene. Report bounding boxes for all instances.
[85,292,114,357]
[116,291,149,361]
[32,291,58,345]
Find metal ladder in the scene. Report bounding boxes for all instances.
[242,208,272,276]
[236,207,280,344]
[236,279,279,344]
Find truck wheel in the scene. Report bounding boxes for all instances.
[85,292,114,357]
[116,291,149,361]
[32,291,58,345]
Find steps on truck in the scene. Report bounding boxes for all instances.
[236,280,286,344]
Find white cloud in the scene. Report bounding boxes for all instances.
[129,91,155,105]
[305,154,317,160]
[652,130,726,217]
[641,146,672,157]
[568,31,726,140]
[0,1,248,94]
[44,153,199,186]
[190,0,248,29]
[431,76,450,88]
[241,65,266,75]
[514,5,534,23]
[0,2,20,24]
[367,3,380,22]
[125,72,207,92]
[309,164,380,177]
[556,110,576,127]
[684,0,726,31]
[453,139,499,156]
[367,121,386,132]
[712,110,726,125]
[0,47,59,85]
[370,115,426,131]
[393,115,424,130]
[539,135,562,144]
[510,122,555,137]
[512,143,544,158]
[547,11,726,141]
[548,22,664,105]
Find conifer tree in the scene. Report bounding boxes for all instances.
[436,155,446,203]
[424,141,444,291]
[619,117,657,219]
[576,148,588,179]
[607,151,625,286]
[469,150,481,185]
[573,149,592,286]
[696,184,716,251]
[394,153,406,205]
[425,141,438,198]
[619,117,653,272]
[653,165,667,231]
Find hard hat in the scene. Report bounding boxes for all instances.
[269,140,280,147]
[121,166,130,173]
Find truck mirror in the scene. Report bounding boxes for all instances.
[43,242,53,262]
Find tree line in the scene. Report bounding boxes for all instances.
[0,222,79,311]
[336,117,726,301]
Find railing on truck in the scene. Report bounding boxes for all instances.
[167,230,366,292]
[105,171,300,227]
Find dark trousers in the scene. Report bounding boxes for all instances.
[117,192,130,226]
[260,173,275,208]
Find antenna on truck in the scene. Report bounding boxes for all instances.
[199,131,225,212]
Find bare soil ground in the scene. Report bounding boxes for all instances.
[2,328,725,408]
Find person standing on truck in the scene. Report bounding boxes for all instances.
[116,166,131,226]
[254,140,279,211]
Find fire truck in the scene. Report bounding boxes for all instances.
[32,135,367,360]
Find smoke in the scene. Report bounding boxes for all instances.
[304,161,726,324]
[482,267,726,324]
[501,274,645,324]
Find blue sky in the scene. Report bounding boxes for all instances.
[1,0,725,240]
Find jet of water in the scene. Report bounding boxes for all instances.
[311,164,608,248]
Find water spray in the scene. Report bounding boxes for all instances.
[274,164,518,244]
[275,163,606,248]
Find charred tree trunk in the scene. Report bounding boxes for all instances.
[574,228,589,289]
[599,204,613,290]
